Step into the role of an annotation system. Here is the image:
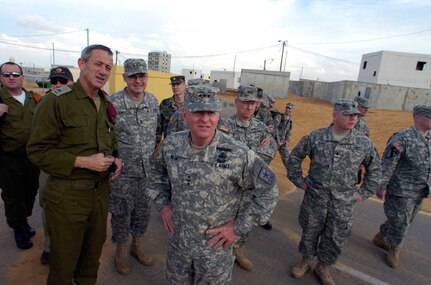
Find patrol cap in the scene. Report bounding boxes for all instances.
[184,85,222,112]
[170,75,185,84]
[268,94,275,105]
[124,58,147,77]
[257,87,264,98]
[413,104,431,118]
[354,96,369,108]
[333,99,361,115]
[237,85,258,102]
[49,66,73,81]
[188,78,210,86]
[286,102,294,109]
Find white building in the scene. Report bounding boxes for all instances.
[358,50,431,89]
[148,51,171,73]
[181,69,204,84]
[210,70,240,89]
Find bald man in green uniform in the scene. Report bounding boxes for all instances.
[27,44,122,285]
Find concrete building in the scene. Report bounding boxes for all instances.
[240,69,290,99]
[181,69,204,84]
[358,50,431,89]
[210,70,240,89]
[148,51,171,73]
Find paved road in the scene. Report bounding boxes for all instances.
[1,186,430,285]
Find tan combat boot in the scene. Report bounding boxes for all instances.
[131,236,154,266]
[115,243,131,275]
[372,232,390,251]
[233,247,253,271]
[291,255,313,278]
[386,246,400,268]
[314,262,336,285]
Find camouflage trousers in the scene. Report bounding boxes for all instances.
[166,237,235,285]
[379,192,427,247]
[110,176,151,244]
[278,145,290,171]
[298,188,355,265]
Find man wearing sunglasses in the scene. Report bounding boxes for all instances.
[48,66,74,90]
[37,66,74,266]
[0,61,41,250]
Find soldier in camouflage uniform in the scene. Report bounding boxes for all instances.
[159,76,186,138]
[0,61,41,250]
[166,79,215,136]
[273,102,294,170]
[147,85,278,285]
[353,96,370,137]
[287,99,381,285]
[109,59,159,275]
[372,104,431,269]
[254,89,274,127]
[27,45,122,285]
[218,85,278,269]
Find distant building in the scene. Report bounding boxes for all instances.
[148,51,171,73]
[358,50,431,89]
[181,69,204,84]
[210,70,240,89]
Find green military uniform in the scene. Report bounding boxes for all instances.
[159,96,180,138]
[0,87,40,230]
[27,80,118,285]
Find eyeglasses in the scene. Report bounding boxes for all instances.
[50,78,69,85]
[1,72,22,78]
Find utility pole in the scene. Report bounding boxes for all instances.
[52,42,55,66]
[86,28,89,46]
[233,54,237,72]
[115,50,119,65]
[278,40,287,72]
[264,58,273,71]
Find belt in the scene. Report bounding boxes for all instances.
[49,176,109,190]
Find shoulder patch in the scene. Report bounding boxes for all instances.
[218,124,230,133]
[51,85,72,96]
[32,93,42,103]
[252,159,276,187]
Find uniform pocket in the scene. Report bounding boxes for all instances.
[62,116,88,145]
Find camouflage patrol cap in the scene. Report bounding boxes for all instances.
[268,94,275,105]
[257,87,264,98]
[237,85,258,102]
[413,104,431,118]
[184,85,222,112]
[286,102,294,109]
[188,78,210,86]
[124,58,147,77]
[333,99,361,115]
[354,96,369,108]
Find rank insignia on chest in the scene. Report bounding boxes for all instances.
[170,154,179,160]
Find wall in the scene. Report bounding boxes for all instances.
[107,65,174,102]
[240,69,290,99]
[289,80,431,111]
[210,70,240,89]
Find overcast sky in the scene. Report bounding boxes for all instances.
[0,0,430,82]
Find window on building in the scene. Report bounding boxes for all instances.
[190,71,192,74]
[416,61,427,71]
[363,61,367,69]
[373,71,376,77]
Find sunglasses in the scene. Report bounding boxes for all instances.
[1,72,22,78]
[50,78,69,85]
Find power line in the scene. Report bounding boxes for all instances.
[6,30,86,38]
[292,28,431,45]
[288,44,359,64]
[0,39,80,53]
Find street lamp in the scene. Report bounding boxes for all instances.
[278,40,287,72]
[263,58,274,71]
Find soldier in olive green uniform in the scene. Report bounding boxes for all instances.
[0,62,41,250]
[159,76,186,138]
[27,45,122,285]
